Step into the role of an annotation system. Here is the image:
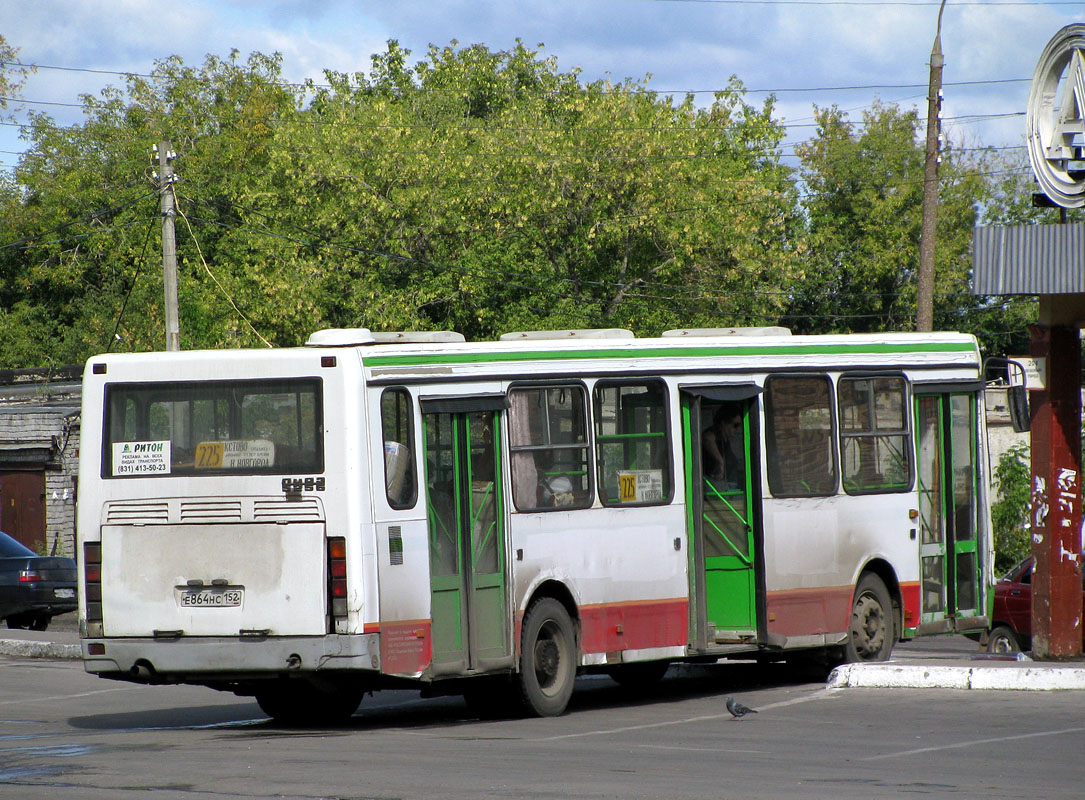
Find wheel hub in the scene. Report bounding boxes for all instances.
[853,594,886,658]
[534,638,559,682]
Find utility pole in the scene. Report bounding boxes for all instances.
[916,0,946,332]
[157,140,180,351]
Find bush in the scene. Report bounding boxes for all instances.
[991,442,1031,574]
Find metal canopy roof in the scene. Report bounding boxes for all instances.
[972,223,1085,295]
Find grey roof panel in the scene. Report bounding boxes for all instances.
[972,223,1085,295]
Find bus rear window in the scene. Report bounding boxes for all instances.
[103,379,323,478]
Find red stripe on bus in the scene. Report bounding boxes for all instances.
[766,585,853,636]
[378,619,432,675]
[578,598,689,654]
[899,581,920,627]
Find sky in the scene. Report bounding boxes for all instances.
[1,0,1084,175]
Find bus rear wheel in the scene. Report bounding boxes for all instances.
[845,573,894,662]
[518,597,577,717]
[255,681,362,727]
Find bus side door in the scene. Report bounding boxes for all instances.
[915,391,982,629]
[681,388,762,648]
[422,398,513,675]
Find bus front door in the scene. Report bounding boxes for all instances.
[682,392,759,648]
[915,392,981,629]
[423,408,512,675]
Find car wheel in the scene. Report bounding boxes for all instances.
[986,624,1021,654]
[28,616,50,632]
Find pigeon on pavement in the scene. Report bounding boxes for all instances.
[726,696,758,719]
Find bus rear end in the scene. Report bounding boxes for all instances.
[77,350,374,723]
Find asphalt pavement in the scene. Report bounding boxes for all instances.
[3,612,1084,691]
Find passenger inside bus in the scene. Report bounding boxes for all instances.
[703,403,744,490]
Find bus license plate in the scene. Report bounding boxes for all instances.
[179,589,243,608]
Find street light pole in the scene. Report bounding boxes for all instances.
[917,0,946,332]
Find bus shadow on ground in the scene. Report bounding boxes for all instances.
[67,702,266,732]
[64,658,829,735]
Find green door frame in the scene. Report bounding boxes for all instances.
[424,406,512,675]
[915,391,981,624]
[681,390,762,649]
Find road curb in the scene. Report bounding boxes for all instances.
[0,638,80,660]
[828,662,1085,691]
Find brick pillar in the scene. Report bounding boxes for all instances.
[1028,323,1083,660]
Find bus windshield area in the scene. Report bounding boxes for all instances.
[102,378,323,478]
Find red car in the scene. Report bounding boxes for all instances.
[987,556,1085,654]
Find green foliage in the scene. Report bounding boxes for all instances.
[0,40,1056,365]
[1,40,812,361]
[0,35,34,122]
[789,101,1033,355]
[792,102,928,332]
[991,442,1031,574]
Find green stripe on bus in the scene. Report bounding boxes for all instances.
[362,340,977,368]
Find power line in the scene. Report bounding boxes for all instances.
[655,0,1084,5]
[0,60,1037,98]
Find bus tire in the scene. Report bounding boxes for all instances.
[517,597,577,717]
[255,682,362,727]
[845,573,894,663]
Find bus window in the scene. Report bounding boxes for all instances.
[381,388,417,509]
[103,379,322,477]
[593,380,671,506]
[765,375,837,497]
[509,385,592,511]
[838,376,913,495]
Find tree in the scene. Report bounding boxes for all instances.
[0,40,1051,366]
[0,35,33,121]
[992,442,1031,573]
[221,40,806,341]
[1,51,298,364]
[2,41,807,363]
[790,101,1034,356]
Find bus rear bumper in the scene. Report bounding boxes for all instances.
[81,633,380,681]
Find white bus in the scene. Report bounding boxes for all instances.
[77,327,996,722]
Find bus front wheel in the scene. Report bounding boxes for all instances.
[518,597,577,717]
[845,573,894,662]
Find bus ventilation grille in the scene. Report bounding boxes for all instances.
[104,501,169,524]
[180,501,243,522]
[389,526,403,565]
[253,498,322,522]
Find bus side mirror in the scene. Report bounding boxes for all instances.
[1009,385,1030,433]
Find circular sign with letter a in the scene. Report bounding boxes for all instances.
[1027,24,1085,208]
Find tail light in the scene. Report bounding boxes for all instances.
[327,537,347,622]
[19,570,42,583]
[84,542,103,625]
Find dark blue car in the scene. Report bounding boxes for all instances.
[0,531,77,631]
